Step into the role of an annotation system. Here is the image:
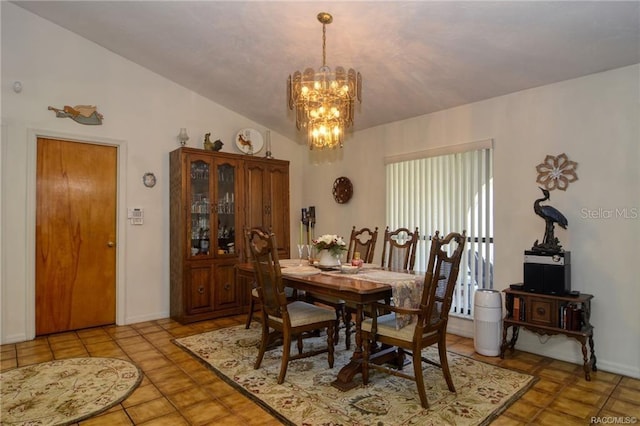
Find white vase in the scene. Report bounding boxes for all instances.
[318,249,341,267]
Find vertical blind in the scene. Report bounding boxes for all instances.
[385,140,493,317]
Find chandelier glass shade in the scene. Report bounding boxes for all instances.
[287,12,362,150]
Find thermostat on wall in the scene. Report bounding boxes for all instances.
[127,208,144,225]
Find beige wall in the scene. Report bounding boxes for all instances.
[2,3,639,378]
[306,65,640,378]
[0,3,306,341]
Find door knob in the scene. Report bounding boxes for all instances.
[107,241,115,247]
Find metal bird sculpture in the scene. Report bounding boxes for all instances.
[532,187,568,253]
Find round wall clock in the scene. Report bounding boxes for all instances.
[142,172,156,188]
[235,128,263,155]
[332,176,353,204]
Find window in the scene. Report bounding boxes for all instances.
[385,139,493,317]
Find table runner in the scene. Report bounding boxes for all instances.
[323,269,425,329]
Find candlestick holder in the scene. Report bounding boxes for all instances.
[264,130,273,159]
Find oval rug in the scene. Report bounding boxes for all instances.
[1,357,142,426]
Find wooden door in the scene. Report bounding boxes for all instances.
[244,160,290,258]
[265,163,290,257]
[36,138,117,335]
[245,161,268,230]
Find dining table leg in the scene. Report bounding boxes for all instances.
[353,304,363,359]
[331,304,364,390]
[331,302,403,391]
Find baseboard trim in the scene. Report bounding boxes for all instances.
[1,332,29,345]
[124,311,170,325]
[447,316,640,379]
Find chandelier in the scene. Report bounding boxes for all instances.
[287,12,362,150]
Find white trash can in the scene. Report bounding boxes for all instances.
[473,289,503,356]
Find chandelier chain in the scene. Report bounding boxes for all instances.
[322,22,327,67]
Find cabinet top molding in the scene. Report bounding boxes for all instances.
[172,147,290,165]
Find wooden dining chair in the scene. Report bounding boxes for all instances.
[245,227,335,384]
[380,226,419,271]
[335,226,380,349]
[307,226,379,349]
[346,226,379,263]
[361,230,466,408]
[244,226,299,329]
[243,230,260,328]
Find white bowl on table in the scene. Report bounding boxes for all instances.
[340,265,359,274]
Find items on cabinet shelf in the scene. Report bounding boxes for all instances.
[191,164,209,180]
[514,296,526,321]
[199,228,210,254]
[559,303,583,331]
[217,192,235,214]
[191,195,210,213]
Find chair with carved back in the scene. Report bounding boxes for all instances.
[380,226,419,271]
[245,227,335,384]
[361,230,466,408]
[340,226,379,348]
[244,229,260,328]
[244,226,298,329]
[306,226,379,349]
[346,226,379,263]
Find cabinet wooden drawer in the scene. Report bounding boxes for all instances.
[215,262,240,309]
[186,263,215,315]
[527,298,557,326]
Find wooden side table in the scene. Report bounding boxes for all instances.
[500,287,596,380]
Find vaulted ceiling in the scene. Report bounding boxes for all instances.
[13,1,640,143]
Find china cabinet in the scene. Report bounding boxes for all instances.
[170,147,290,323]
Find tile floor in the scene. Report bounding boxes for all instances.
[1,315,639,425]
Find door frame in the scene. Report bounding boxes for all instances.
[26,128,127,340]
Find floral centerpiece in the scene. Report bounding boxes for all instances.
[312,234,347,267]
[312,234,347,256]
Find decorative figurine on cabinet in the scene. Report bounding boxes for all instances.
[203,133,223,151]
[532,187,568,253]
[203,133,214,150]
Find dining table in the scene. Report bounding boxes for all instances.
[236,260,424,391]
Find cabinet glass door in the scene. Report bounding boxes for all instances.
[190,159,211,257]
[216,162,236,255]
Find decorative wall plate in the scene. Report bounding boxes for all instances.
[235,128,263,155]
[142,172,156,188]
[332,176,353,204]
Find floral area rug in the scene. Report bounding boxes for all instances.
[1,357,142,426]
[174,324,535,425]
